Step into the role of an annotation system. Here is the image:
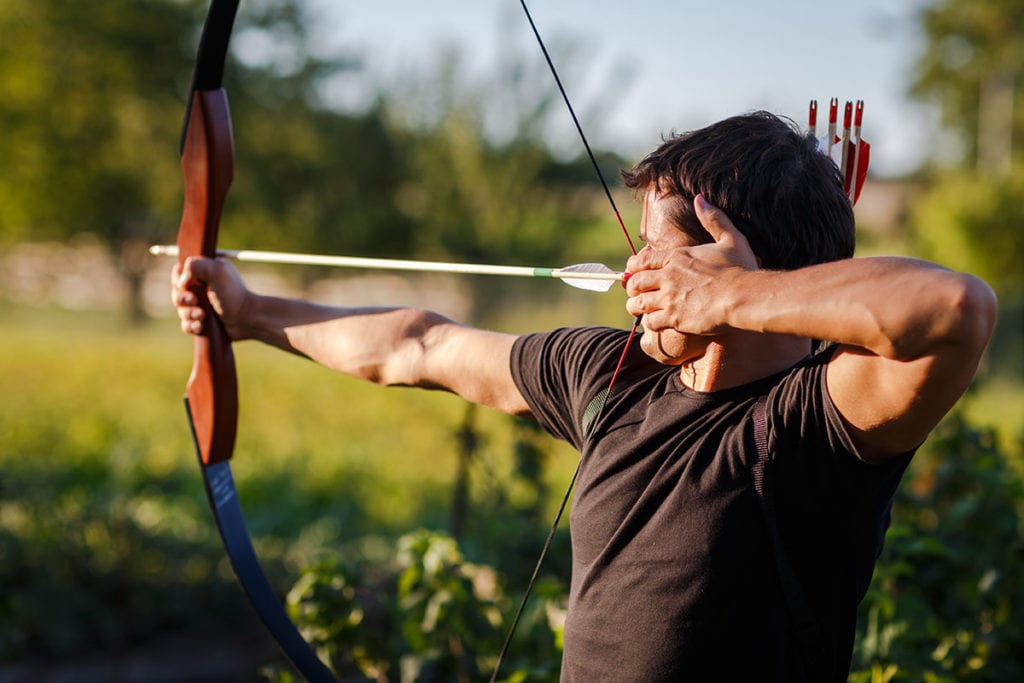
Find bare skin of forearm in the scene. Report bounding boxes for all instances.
[239,293,451,387]
[722,256,996,361]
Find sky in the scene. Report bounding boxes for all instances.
[302,0,936,178]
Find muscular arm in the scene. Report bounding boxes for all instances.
[626,196,998,461]
[723,257,996,457]
[173,257,531,417]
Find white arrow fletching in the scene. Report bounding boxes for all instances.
[553,263,623,292]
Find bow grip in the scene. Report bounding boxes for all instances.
[177,89,239,464]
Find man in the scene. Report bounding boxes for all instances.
[172,112,996,680]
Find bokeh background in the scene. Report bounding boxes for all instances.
[1,1,1021,681]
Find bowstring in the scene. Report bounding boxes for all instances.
[489,3,641,679]
[517,0,637,257]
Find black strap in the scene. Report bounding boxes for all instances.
[751,398,828,678]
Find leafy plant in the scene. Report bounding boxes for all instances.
[851,412,1024,681]
[275,529,565,683]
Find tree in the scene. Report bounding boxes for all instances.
[216,2,412,263]
[911,0,1024,171]
[0,1,191,319]
[378,43,633,323]
[907,0,1024,378]
[0,0,405,321]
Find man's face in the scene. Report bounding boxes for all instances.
[636,186,711,365]
[638,186,692,251]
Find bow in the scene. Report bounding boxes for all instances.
[175,1,335,679]
[175,2,633,679]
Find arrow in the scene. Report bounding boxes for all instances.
[849,100,871,203]
[839,100,853,188]
[809,97,871,205]
[151,244,626,292]
[826,97,839,158]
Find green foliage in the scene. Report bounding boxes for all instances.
[910,0,1024,168]
[851,413,1024,681]
[0,0,192,244]
[395,531,502,680]
[0,311,250,658]
[380,45,632,275]
[285,557,386,679]
[272,530,564,683]
[908,166,1024,383]
[0,307,579,670]
[910,168,1024,298]
[0,0,373,250]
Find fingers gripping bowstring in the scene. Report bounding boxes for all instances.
[489,3,641,680]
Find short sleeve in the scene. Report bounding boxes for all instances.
[766,346,913,492]
[510,327,635,449]
[768,348,859,463]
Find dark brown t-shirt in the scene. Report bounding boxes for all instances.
[510,327,911,682]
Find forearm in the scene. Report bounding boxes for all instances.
[723,257,997,360]
[240,293,453,386]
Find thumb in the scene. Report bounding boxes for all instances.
[178,256,216,289]
[694,194,744,246]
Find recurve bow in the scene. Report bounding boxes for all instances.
[175,1,335,679]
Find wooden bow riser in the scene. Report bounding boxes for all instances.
[178,89,239,465]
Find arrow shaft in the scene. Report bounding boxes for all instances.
[152,245,624,283]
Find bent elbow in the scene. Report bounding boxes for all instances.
[884,272,997,362]
[945,273,998,358]
[950,274,991,352]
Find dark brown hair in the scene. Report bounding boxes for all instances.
[622,111,855,270]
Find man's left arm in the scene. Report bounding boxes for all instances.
[626,197,998,461]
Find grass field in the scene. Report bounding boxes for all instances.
[0,302,586,661]
[0,301,586,527]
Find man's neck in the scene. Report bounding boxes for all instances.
[678,332,813,392]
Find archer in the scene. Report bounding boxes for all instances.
[171,112,996,681]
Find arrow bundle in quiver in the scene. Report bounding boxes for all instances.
[808,98,870,204]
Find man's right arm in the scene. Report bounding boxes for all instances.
[172,256,532,417]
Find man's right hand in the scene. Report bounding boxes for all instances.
[171,257,252,341]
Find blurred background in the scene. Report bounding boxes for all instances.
[0,0,1021,680]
